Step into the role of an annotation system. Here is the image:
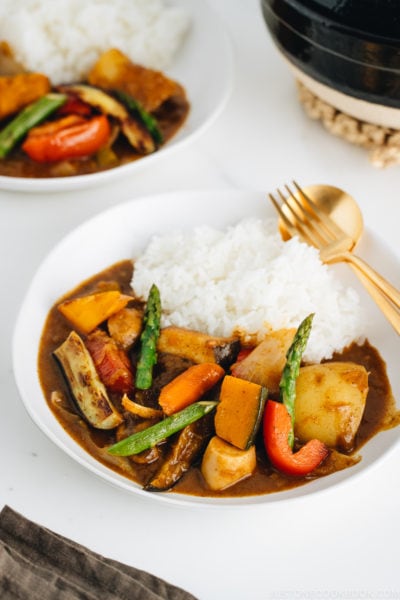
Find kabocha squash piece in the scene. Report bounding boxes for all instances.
[201,436,256,491]
[53,331,123,430]
[157,326,240,368]
[214,375,267,450]
[0,73,50,120]
[231,328,296,394]
[107,306,143,350]
[145,417,213,492]
[158,362,225,416]
[294,362,368,452]
[57,290,132,335]
[85,329,134,394]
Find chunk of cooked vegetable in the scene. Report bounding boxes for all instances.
[121,394,162,419]
[0,73,50,120]
[279,314,314,448]
[87,48,184,113]
[294,361,368,452]
[158,362,225,416]
[135,284,161,390]
[0,93,66,158]
[145,418,213,492]
[107,306,143,350]
[22,114,111,162]
[85,329,134,394]
[108,400,218,456]
[214,375,267,450]
[157,326,240,368]
[231,328,295,393]
[116,90,162,145]
[57,290,132,335]
[201,436,256,491]
[59,84,155,154]
[263,400,329,477]
[53,331,122,429]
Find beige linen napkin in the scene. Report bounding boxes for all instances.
[0,505,198,600]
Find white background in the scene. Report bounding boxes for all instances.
[1,1,400,599]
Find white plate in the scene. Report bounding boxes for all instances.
[12,190,400,507]
[0,0,233,193]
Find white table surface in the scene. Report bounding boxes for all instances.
[1,2,400,599]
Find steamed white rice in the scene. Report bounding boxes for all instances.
[0,0,190,84]
[131,217,365,364]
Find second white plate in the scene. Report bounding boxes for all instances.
[0,0,233,193]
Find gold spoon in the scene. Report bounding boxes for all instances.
[277,184,400,334]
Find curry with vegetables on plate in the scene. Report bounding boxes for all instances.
[38,260,400,498]
[0,47,189,178]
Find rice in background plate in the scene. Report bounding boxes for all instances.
[0,0,190,84]
[132,217,365,364]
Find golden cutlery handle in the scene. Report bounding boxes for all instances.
[348,264,400,335]
[344,251,400,310]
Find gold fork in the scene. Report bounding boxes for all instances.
[269,181,400,335]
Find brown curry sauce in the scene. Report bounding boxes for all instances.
[38,260,400,497]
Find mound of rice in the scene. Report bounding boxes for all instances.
[132,217,365,364]
[0,0,190,84]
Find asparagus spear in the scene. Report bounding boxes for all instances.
[0,93,67,158]
[115,90,163,145]
[135,283,161,390]
[279,313,314,448]
[108,400,217,456]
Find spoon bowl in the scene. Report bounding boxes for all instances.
[275,182,400,335]
[279,184,364,249]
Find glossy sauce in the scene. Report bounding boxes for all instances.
[38,260,400,497]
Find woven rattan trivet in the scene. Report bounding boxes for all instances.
[297,80,400,168]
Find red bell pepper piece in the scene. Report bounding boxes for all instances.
[57,95,93,117]
[263,400,329,477]
[85,329,134,395]
[22,113,110,162]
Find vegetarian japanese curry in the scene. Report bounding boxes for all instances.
[0,47,189,178]
[37,260,400,498]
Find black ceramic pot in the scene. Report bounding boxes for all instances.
[261,0,400,127]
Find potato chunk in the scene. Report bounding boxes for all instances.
[201,436,256,491]
[294,362,368,452]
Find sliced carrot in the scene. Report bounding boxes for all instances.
[57,290,132,334]
[158,363,225,416]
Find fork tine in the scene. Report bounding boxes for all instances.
[292,180,346,239]
[268,192,299,240]
[269,189,324,248]
[283,185,331,245]
[280,185,332,248]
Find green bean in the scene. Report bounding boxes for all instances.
[108,401,218,456]
[0,93,67,158]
